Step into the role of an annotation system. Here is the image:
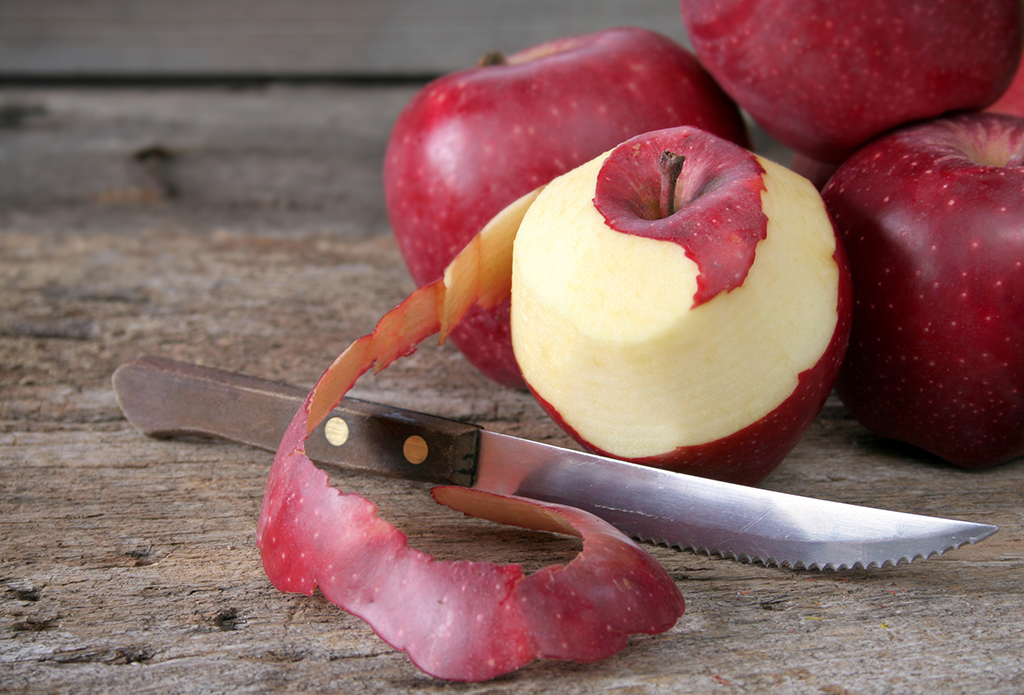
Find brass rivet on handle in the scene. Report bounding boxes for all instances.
[324,417,350,446]
[403,435,428,464]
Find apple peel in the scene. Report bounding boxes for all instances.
[257,184,683,681]
[306,187,540,430]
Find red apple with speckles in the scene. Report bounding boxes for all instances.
[822,112,1024,468]
[680,0,1023,164]
[384,26,750,389]
[510,126,851,485]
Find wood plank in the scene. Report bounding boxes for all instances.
[0,85,790,215]
[2,85,1024,694]
[0,0,690,79]
[0,85,420,235]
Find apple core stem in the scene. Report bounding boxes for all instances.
[659,151,685,218]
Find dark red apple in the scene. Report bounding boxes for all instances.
[384,26,750,389]
[822,112,1024,468]
[680,0,1023,163]
[989,57,1024,117]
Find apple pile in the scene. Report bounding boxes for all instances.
[262,122,848,680]
[257,4,1024,682]
[384,26,751,389]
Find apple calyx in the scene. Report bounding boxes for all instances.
[958,121,1024,168]
[259,185,685,680]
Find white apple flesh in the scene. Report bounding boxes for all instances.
[511,127,851,485]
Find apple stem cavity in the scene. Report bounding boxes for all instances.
[658,150,686,218]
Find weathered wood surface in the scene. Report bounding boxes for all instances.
[0,0,688,79]
[2,86,1024,695]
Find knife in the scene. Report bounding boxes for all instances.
[112,355,998,570]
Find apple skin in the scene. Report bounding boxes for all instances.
[680,0,1023,164]
[989,58,1024,118]
[511,127,852,486]
[821,112,1024,468]
[384,26,751,389]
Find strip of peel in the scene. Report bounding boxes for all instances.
[473,431,999,571]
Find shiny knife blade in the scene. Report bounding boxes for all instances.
[112,355,998,570]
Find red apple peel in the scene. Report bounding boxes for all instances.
[306,187,539,429]
[595,128,769,306]
[257,187,683,681]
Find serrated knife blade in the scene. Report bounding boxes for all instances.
[112,355,998,570]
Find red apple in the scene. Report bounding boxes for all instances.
[510,126,852,485]
[821,112,1024,468]
[680,0,1023,163]
[384,26,750,389]
[989,58,1024,117]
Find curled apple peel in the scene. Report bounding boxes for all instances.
[257,186,684,681]
[305,187,539,430]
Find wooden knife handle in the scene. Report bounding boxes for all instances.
[112,355,481,487]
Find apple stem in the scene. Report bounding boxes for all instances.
[659,151,685,218]
[478,50,508,67]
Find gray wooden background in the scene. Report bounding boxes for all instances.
[0,0,691,79]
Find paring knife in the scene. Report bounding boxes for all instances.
[112,355,998,571]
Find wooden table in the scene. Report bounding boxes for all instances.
[2,11,1024,693]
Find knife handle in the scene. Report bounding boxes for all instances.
[113,355,481,487]
[304,396,480,487]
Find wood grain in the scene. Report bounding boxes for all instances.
[0,0,689,79]
[2,86,1024,695]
